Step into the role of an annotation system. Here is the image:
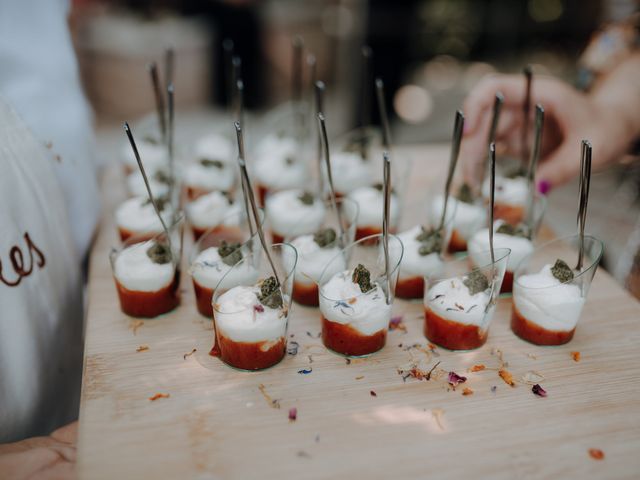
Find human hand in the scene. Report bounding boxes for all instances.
[460,73,626,191]
[0,422,77,480]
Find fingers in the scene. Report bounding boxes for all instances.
[536,139,581,189]
[50,421,78,445]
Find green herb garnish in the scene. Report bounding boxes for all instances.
[143,195,169,211]
[313,228,337,248]
[217,241,243,267]
[200,158,224,169]
[154,170,171,184]
[496,223,528,238]
[257,276,283,309]
[551,259,574,283]
[456,183,474,204]
[285,156,295,166]
[463,269,489,295]
[415,227,442,256]
[146,242,172,264]
[298,191,315,205]
[352,264,374,293]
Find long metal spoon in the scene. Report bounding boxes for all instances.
[148,62,167,143]
[166,83,176,216]
[438,110,465,233]
[314,81,325,196]
[234,121,280,286]
[124,122,171,251]
[234,78,245,127]
[382,151,392,304]
[521,65,533,169]
[576,140,592,272]
[358,46,373,160]
[164,47,174,91]
[524,104,544,239]
[233,119,255,241]
[318,112,346,247]
[375,78,392,151]
[485,142,497,313]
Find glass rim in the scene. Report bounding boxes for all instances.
[513,233,604,290]
[318,233,404,302]
[211,241,298,314]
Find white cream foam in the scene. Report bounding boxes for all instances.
[425,276,492,328]
[430,195,486,241]
[319,269,391,336]
[115,196,174,237]
[126,171,170,199]
[290,234,344,286]
[194,133,234,164]
[190,247,259,290]
[121,138,168,173]
[468,221,533,271]
[265,189,326,238]
[329,151,373,195]
[114,240,174,292]
[348,186,399,228]
[482,175,528,206]
[397,225,444,279]
[513,264,585,332]
[183,160,236,192]
[186,191,241,230]
[253,135,308,190]
[214,285,288,343]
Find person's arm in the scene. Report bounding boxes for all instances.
[460,52,640,191]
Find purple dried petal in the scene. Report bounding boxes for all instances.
[288,407,297,421]
[447,371,467,386]
[532,384,547,397]
[253,304,265,313]
[297,368,312,375]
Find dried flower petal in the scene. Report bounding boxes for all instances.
[148,393,170,401]
[183,348,197,360]
[588,449,604,460]
[532,384,547,397]
[470,364,486,372]
[253,304,265,313]
[448,371,467,387]
[297,368,312,375]
[355,376,364,380]
[389,315,407,332]
[499,369,515,387]
[370,390,377,397]
[258,384,280,409]
[491,386,497,393]
[462,387,474,396]
[288,407,297,421]
[571,351,581,362]
[136,345,149,352]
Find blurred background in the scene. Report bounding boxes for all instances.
[70,0,640,293]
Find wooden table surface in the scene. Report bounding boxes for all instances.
[78,144,640,479]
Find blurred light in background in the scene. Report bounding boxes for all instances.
[393,84,433,124]
[421,55,462,91]
[528,0,564,23]
[321,4,354,37]
[461,62,496,92]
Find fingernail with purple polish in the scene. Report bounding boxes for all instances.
[537,180,551,195]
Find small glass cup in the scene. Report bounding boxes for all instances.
[110,217,184,318]
[318,233,404,357]
[289,197,359,307]
[423,247,511,350]
[511,234,603,346]
[211,243,298,371]
[428,191,487,254]
[264,189,327,244]
[396,195,457,300]
[467,193,547,294]
[189,209,264,318]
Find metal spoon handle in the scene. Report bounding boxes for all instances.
[439,110,464,232]
[375,78,392,151]
[234,79,245,126]
[164,47,174,90]
[525,105,544,238]
[124,122,171,250]
[382,151,391,304]
[521,65,533,168]
[148,62,167,143]
[318,112,346,246]
[314,81,325,196]
[489,143,496,267]
[233,120,255,240]
[483,93,504,183]
[577,140,592,271]
[166,83,176,215]
[234,121,280,286]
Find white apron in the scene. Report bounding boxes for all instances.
[0,98,84,442]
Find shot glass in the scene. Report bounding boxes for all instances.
[211,243,297,371]
[265,189,327,244]
[318,233,404,357]
[395,195,457,300]
[467,193,547,293]
[511,234,603,345]
[428,191,487,254]
[186,190,249,241]
[189,209,264,318]
[110,217,184,318]
[423,247,511,350]
[289,197,359,307]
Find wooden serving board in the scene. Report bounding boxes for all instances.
[78,145,640,479]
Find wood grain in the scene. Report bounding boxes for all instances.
[78,145,640,479]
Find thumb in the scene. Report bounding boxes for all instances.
[535,139,582,191]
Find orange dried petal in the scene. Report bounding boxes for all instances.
[499,369,515,387]
[462,387,474,396]
[588,449,604,460]
[571,351,581,362]
[470,364,486,372]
